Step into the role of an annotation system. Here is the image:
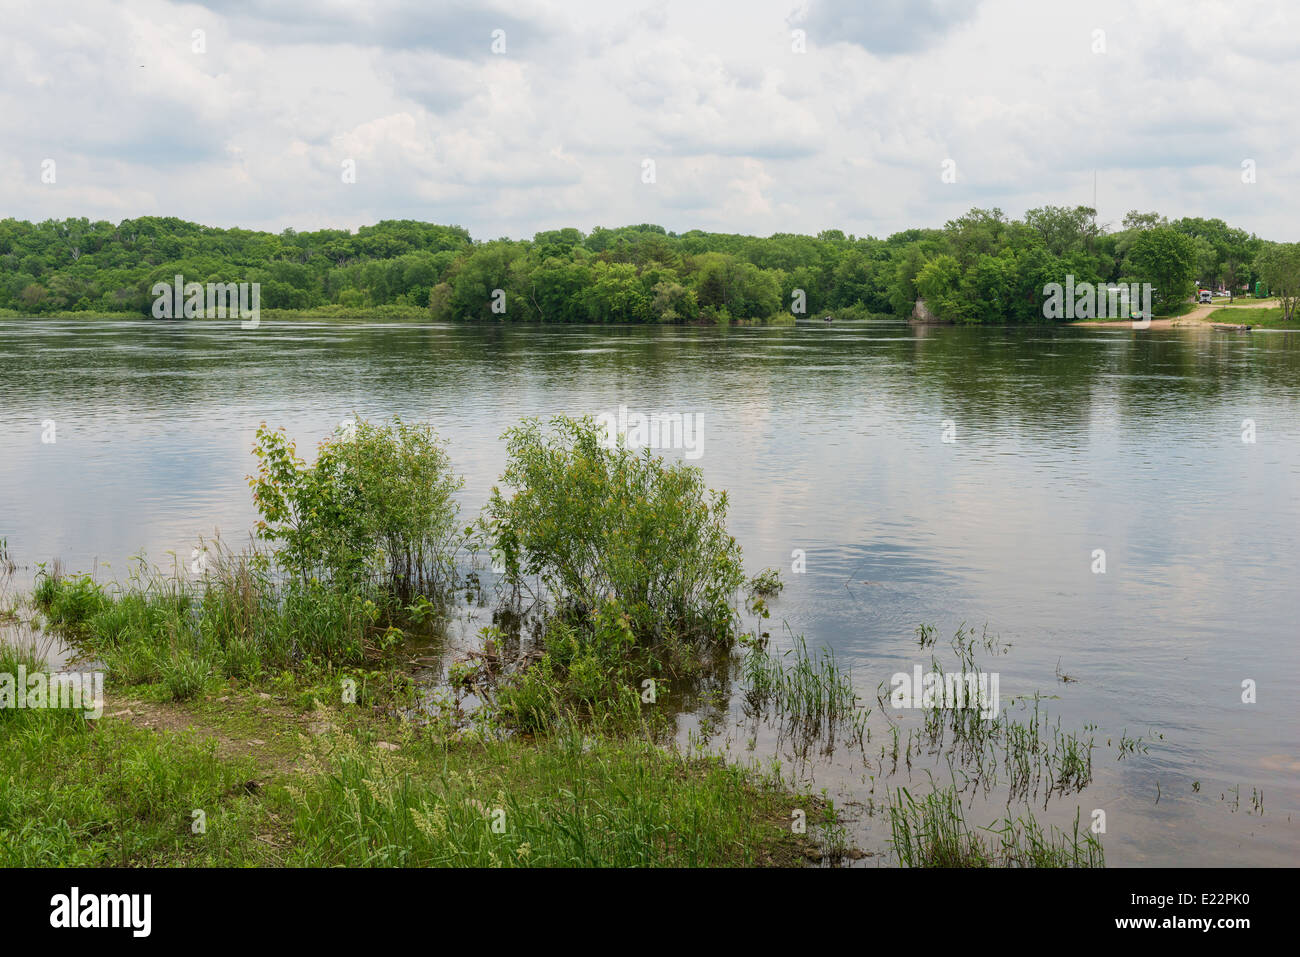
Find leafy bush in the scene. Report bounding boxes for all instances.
[32,415,459,692]
[497,600,645,731]
[34,569,109,631]
[251,417,463,598]
[483,415,745,647]
[482,415,755,730]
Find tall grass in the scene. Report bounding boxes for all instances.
[32,547,378,698]
[0,706,263,866]
[284,716,808,867]
[741,633,867,743]
[889,786,1103,868]
[889,624,1098,806]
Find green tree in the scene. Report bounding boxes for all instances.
[1255,243,1300,321]
[915,255,967,322]
[960,252,1016,324]
[886,244,930,316]
[1024,205,1099,257]
[1127,227,1197,312]
[250,418,463,597]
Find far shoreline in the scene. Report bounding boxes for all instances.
[1072,298,1295,330]
[3,301,1293,330]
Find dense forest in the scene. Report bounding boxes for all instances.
[0,208,1289,323]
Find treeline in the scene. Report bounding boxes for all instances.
[0,217,470,315]
[0,209,1288,323]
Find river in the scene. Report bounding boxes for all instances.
[1,317,1297,865]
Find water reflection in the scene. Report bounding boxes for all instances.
[1,318,1297,865]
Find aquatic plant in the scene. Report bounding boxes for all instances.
[741,633,865,739]
[250,417,464,600]
[888,785,1103,868]
[482,415,745,647]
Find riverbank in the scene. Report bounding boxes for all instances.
[3,568,1112,868]
[1,410,1120,869]
[1204,304,1297,329]
[0,676,828,866]
[1070,298,1288,329]
[0,413,857,868]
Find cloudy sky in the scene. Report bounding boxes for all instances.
[2,0,1296,240]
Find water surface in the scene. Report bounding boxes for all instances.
[2,317,1297,865]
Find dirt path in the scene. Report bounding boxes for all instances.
[1072,299,1276,329]
[103,691,316,779]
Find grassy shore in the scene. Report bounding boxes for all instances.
[1205,305,1297,329]
[1,413,848,868]
[0,677,827,867]
[5,561,1110,869]
[2,416,1110,868]
[5,559,829,867]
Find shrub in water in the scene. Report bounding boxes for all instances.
[251,417,463,599]
[483,415,745,647]
[485,416,753,728]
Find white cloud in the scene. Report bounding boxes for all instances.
[0,0,1295,240]
[792,0,984,56]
